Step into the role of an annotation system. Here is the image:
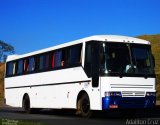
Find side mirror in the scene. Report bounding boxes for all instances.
[91,42,100,87]
[152,54,155,67]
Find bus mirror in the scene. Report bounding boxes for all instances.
[152,54,155,67]
[91,43,100,87]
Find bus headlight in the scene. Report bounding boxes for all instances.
[104,92,122,97]
[146,92,156,96]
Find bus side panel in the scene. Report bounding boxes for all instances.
[5,66,102,110]
[5,67,88,109]
[5,86,30,107]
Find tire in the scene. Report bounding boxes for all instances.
[23,95,32,114]
[77,94,92,118]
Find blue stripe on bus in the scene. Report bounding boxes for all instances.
[102,96,156,109]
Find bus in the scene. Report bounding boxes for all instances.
[5,35,156,117]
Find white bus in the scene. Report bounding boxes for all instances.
[5,35,156,117]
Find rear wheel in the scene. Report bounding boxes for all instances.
[77,94,92,118]
[23,95,32,113]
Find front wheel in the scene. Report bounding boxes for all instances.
[77,94,92,118]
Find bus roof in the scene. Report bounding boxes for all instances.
[6,35,150,61]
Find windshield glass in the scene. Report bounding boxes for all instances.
[100,42,154,76]
[131,44,154,74]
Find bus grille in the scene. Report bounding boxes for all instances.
[122,91,145,97]
[110,84,153,89]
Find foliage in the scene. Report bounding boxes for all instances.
[0,119,46,125]
[0,40,15,62]
[137,34,160,99]
[137,34,160,77]
[0,63,4,103]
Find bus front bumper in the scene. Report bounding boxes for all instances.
[102,96,156,110]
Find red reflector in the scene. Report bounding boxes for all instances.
[109,105,118,109]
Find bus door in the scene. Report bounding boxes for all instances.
[84,41,101,110]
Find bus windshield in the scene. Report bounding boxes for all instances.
[100,42,155,76]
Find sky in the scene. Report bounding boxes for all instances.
[0,0,160,54]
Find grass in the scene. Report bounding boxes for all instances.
[0,119,46,125]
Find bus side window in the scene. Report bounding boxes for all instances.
[17,60,23,74]
[84,43,92,77]
[7,62,17,76]
[24,59,29,73]
[28,57,35,72]
[39,55,44,70]
[39,54,50,71]
[54,50,62,68]
[12,62,16,75]
[45,54,50,70]
[69,44,82,66]
[52,53,55,68]
[61,48,70,67]
[61,49,66,67]
[7,62,13,76]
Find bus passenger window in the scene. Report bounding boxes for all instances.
[17,60,23,74]
[24,59,29,73]
[39,54,50,71]
[12,62,16,75]
[61,49,68,67]
[69,44,82,65]
[52,53,55,68]
[84,43,92,77]
[54,50,62,68]
[7,62,13,76]
[45,54,50,69]
[28,57,35,72]
[39,55,44,70]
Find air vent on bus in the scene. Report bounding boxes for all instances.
[122,91,145,97]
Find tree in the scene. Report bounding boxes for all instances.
[0,40,15,62]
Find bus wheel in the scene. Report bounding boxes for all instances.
[23,95,31,113]
[77,94,92,118]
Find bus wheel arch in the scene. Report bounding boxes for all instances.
[22,93,31,113]
[76,90,92,117]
